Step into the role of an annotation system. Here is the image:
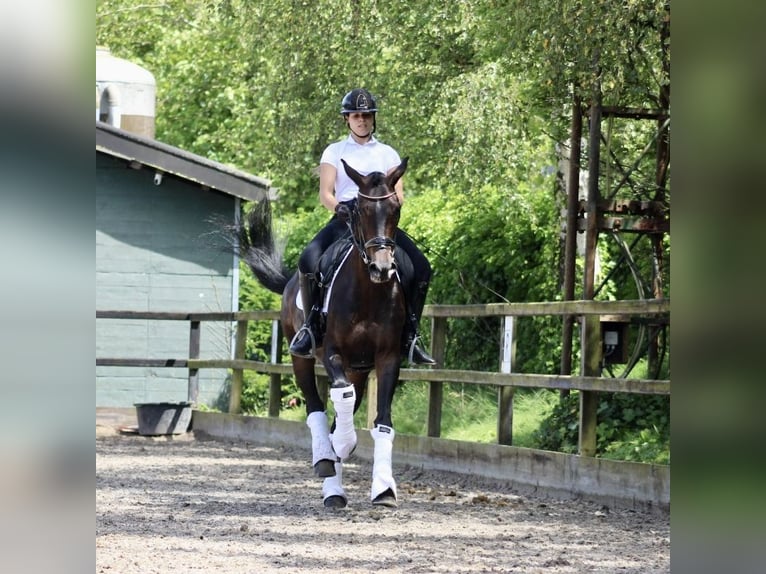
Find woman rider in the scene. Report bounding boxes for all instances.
[289,88,435,365]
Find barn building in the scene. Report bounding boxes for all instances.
[96,49,271,408]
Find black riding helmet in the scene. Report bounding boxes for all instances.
[340,88,378,114]
[340,88,377,136]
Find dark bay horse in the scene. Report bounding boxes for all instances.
[237,159,409,508]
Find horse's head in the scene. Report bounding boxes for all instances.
[341,158,407,283]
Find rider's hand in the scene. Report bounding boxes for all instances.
[335,203,351,222]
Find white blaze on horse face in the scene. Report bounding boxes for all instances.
[368,247,396,283]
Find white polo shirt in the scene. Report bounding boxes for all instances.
[319,135,402,203]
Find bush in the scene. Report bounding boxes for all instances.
[533,390,670,464]
[401,179,561,373]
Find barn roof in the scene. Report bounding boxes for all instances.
[96,122,275,202]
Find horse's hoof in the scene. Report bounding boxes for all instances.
[323,495,347,509]
[372,489,398,508]
[313,459,336,478]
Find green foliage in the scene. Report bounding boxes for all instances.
[238,260,280,360]
[534,392,581,454]
[401,170,562,373]
[511,389,561,447]
[476,0,669,118]
[533,390,670,464]
[388,383,499,439]
[238,371,271,415]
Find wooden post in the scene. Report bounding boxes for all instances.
[579,82,602,457]
[427,316,447,437]
[497,386,514,446]
[268,320,282,417]
[560,95,583,398]
[228,319,248,414]
[579,315,601,456]
[497,316,515,445]
[187,320,201,405]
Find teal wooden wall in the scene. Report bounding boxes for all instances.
[97,153,237,408]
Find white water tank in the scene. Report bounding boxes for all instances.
[96,46,156,138]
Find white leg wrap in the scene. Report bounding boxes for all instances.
[322,460,346,502]
[370,425,397,501]
[306,411,335,467]
[330,386,357,460]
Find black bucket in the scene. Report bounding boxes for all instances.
[134,402,192,436]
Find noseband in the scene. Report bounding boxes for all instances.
[347,190,399,267]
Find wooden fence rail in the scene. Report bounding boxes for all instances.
[96,298,669,456]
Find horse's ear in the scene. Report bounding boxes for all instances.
[388,156,408,188]
[341,159,364,187]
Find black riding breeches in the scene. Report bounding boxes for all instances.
[395,229,431,289]
[298,216,348,275]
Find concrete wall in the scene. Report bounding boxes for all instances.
[191,411,670,512]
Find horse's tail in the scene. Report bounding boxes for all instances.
[236,200,294,295]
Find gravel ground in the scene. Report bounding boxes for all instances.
[96,425,669,574]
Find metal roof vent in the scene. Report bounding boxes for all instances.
[96,46,156,138]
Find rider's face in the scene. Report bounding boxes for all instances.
[346,112,374,136]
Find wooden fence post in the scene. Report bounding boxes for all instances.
[579,314,601,456]
[268,319,283,417]
[427,316,447,437]
[560,94,582,398]
[497,316,515,445]
[188,320,201,404]
[228,319,248,414]
[579,84,602,457]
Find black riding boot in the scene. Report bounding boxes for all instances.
[403,280,436,365]
[289,272,322,358]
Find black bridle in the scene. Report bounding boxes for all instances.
[346,190,400,267]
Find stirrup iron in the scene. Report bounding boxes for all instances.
[289,326,317,358]
[407,334,436,365]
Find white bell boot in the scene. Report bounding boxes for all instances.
[370,424,397,502]
[306,411,336,474]
[330,386,357,460]
[322,460,347,508]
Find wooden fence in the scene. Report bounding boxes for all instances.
[96,298,669,456]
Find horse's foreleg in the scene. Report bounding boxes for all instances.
[306,411,336,477]
[322,460,347,509]
[370,424,397,507]
[329,384,357,460]
[293,357,335,477]
[370,363,400,507]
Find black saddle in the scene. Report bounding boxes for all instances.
[317,236,354,288]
